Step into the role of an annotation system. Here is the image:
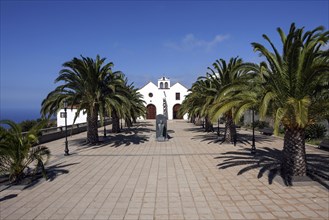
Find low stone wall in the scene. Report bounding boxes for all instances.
[38,120,111,144]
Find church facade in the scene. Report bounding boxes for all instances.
[138,77,189,120]
[57,76,189,126]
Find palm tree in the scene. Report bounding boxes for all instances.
[207,57,248,143]
[0,120,50,183]
[99,71,128,133]
[123,80,146,126]
[41,55,120,144]
[252,23,329,178]
[100,73,145,133]
[208,63,262,125]
[180,77,215,132]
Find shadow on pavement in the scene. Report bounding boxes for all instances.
[98,134,149,148]
[184,126,208,133]
[23,162,78,189]
[0,194,17,202]
[236,133,274,145]
[0,162,78,192]
[46,162,79,182]
[70,122,153,150]
[69,121,179,149]
[215,147,329,189]
[135,121,154,127]
[191,130,273,146]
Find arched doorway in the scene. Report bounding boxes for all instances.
[146,104,156,119]
[173,104,183,119]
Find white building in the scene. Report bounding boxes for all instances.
[57,76,189,126]
[138,77,189,120]
[57,108,87,127]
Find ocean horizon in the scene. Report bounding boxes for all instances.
[0,108,44,124]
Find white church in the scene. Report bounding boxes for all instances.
[138,77,189,120]
[57,76,188,126]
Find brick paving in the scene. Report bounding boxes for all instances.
[0,120,328,220]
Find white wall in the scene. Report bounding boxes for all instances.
[57,109,87,127]
[165,83,189,120]
[138,82,163,116]
[57,78,190,124]
[138,80,189,120]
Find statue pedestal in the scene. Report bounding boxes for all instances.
[157,136,166,142]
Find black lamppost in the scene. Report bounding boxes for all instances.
[233,127,237,146]
[64,100,69,156]
[251,108,256,154]
[103,114,107,138]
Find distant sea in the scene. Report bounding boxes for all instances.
[0,109,43,124]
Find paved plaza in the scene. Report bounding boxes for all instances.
[0,120,328,220]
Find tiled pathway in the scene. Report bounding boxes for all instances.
[0,120,328,219]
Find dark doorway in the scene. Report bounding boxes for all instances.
[146,104,156,119]
[173,104,183,119]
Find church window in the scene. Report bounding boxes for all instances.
[165,82,168,89]
[160,82,163,89]
[175,93,180,100]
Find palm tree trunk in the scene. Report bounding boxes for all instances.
[190,115,195,123]
[224,112,236,143]
[87,109,99,144]
[112,110,120,133]
[126,118,132,128]
[282,128,307,178]
[195,117,202,126]
[204,116,213,132]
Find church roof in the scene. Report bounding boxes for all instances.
[171,82,188,90]
[139,81,157,90]
[138,77,188,90]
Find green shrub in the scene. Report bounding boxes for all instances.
[20,119,56,132]
[0,120,50,183]
[0,126,6,133]
[47,119,57,128]
[305,124,327,140]
[20,120,38,132]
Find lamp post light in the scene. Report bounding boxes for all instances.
[64,100,69,156]
[251,108,256,154]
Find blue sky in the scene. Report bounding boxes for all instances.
[1,0,328,116]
